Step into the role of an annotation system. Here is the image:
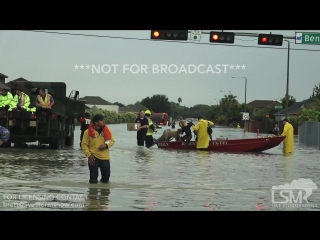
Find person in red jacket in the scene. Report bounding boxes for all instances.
[78,113,91,147]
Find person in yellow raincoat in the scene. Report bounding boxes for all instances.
[192,116,214,150]
[281,118,294,154]
[0,89,15,110]
[10,88,30,127]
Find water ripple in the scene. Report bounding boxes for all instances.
[0,124,319,211]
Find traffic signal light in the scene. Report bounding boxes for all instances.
[258,34,283,46]
[151,30,188,41]
[209,31,235,43]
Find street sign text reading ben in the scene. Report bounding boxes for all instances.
[296,32,320,44]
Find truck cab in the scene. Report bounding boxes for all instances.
[152,112,169,126]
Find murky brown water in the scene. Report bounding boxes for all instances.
[0,124,319,211]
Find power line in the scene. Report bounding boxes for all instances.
[21,30,320,52]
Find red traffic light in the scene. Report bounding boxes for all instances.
[153,31,160,38]
[258,34,283,46]
[212,34,219,40]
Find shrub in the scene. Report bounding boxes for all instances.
[86,110,137,124]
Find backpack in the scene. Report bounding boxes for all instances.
[207,122,213,135]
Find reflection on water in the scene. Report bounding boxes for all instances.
[0,125,319,211]
[283,154,294,183]
[85,188,111,211]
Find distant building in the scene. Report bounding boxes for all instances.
[80,96,119,113]
[4,77,31,95]
[0,73,9,91]
[247,100,279,112]
[5,77,29,86]
[273,100,313,119]
[249,100,280,118]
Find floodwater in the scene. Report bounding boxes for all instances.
[0,123,319,211]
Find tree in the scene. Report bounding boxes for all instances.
[280,95,296,108]
[141,94,171,114]
[252,103,278,121]
[313,83,320,100]
[217,115,227,126]
[219,94,238,112]
[207,105,220,122]
[178,97,182,105]
[113,102,126,107]
[298,98,320,123]
[197,105,212,119]
[170,101,180,118]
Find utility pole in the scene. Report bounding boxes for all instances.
[284,40,290,118]
[231,76,247,133]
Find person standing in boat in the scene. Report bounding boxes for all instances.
[135,110,148,146]
[281,119,294,154]
[179,120,194,149]
[192,116,214,151]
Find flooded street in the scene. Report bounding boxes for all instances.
[0,123,319,211]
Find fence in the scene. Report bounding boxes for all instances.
[246,121,300,135]
[247,120,282,135]
[299,122,320,148]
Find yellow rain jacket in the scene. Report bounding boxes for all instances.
[9,92,30,111]
[192,119,214,149]
[0,92,14,108]
[281,122,294,154]
[146,118,157,136]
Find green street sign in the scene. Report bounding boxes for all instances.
[296,32,320,44]
[275,105,283,109]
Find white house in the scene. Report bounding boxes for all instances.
[80,96,119,113]
[86,104,119,113]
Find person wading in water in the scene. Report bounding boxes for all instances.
[144,110,157,148]
[135,110,148,146]
[281,118,294,155]
[81,114,115,184]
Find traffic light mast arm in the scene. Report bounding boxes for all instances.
[187,31,296,40]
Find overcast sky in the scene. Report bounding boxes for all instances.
[1,30,319,107]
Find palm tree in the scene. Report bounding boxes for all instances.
[178,97,182,105]
[219,94,238,112]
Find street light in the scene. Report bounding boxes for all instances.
[284,40,290,118]
[231,76,247,133]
